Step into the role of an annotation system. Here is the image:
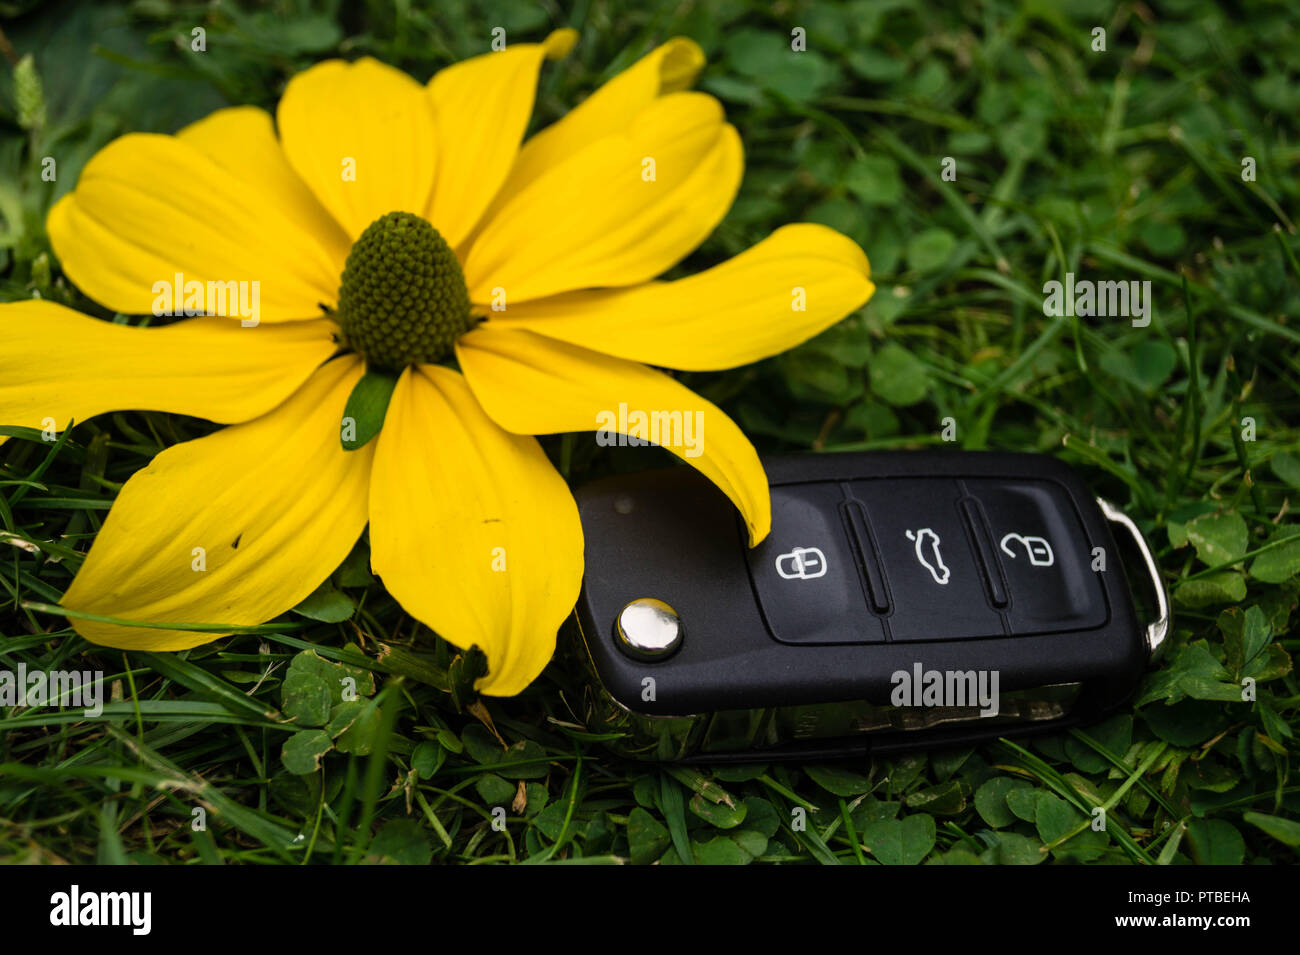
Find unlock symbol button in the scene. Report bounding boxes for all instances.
[1000,532,1055,567]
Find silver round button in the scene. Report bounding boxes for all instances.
[615,598,683,661]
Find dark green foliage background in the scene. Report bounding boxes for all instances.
[1,0,1298,864]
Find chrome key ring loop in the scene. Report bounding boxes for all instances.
[1096,497,1171,661]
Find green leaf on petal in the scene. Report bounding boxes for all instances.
[341,368,400,451]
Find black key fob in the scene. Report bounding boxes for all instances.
[569,451,1169,762]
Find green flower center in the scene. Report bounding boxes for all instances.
[336,211,473,371]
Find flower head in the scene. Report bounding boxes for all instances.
[2,32,874,695]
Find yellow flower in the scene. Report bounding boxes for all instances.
[2,32,874,695]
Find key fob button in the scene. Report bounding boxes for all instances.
[965,478,1107,633]
[745,483,886,645]
[848,479,1006,641]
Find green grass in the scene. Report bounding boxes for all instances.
[1,0,1299,865]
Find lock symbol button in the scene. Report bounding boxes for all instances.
[775,546,828,580]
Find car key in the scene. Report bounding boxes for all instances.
[567,451,1169,762]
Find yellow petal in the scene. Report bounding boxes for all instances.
[47,133,343,322]
[495,37,704,203]
[463,91,742,302]
[426,29,575,247]
[1,300,338,433]
[490,224,875,370]
[62,356,372,650]
[177,106,352,268]
[456,326,770,544]
[368,364,583,696]
[277,57,437,241]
